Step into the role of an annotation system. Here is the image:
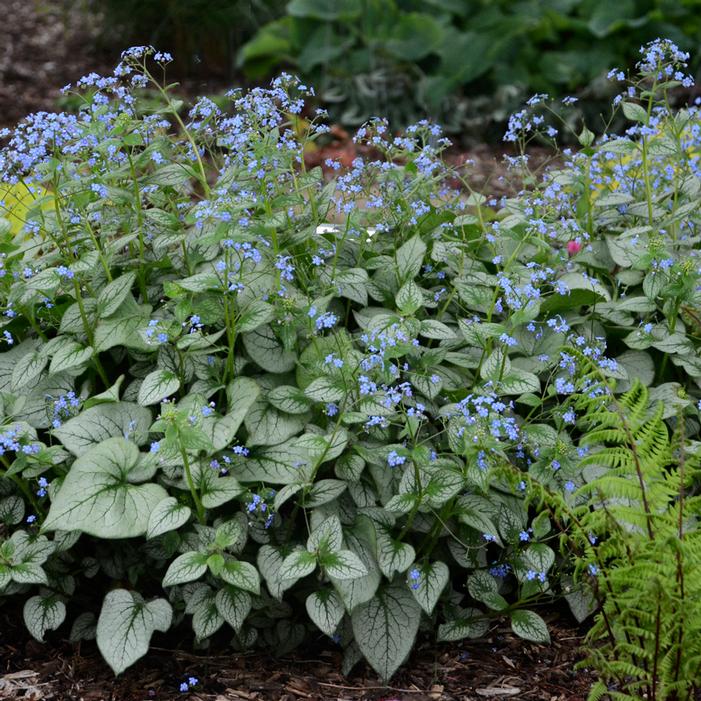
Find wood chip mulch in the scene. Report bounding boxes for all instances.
[1,609,596,701]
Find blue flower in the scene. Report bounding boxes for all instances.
[387,450,406,468]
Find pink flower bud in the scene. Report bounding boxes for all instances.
[567,240,582,256]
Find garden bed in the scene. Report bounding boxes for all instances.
[1,611,594,700]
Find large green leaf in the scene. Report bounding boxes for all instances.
[287,0,361,20]
[242,325,296,373]
[306,589,344,636]
[96,589,172,674]
[43,437,167,538]
[23,594,66,642]
[510,609,550,643]
[137,369,180,406]
[53,402,152,455]
[351,583,421,682]
[409,560,449,615]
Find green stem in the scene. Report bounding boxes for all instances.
[178,436,205,524]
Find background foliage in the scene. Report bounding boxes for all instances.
[80,1,701,135]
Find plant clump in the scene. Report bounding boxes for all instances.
[0,40,700,699]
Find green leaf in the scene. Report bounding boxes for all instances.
[396,281,423,315]
[49,341,94,374]
[376,526,415,578]
[385,12,444,61]
[242,325,296,373]
[351,583,421,682]
[190,587,224,640]
[97,272,136,317]
[97,589,172,674]
[220,559,261,595]
[53,402,152,456]
[199,470,244,508]
[420,319,456,339]
[43,437,167,538]
[304,376,346,403]
[137,369,180,406]
[437,607,488,641]
[257,545,299,598]
[11,349,47,391]
[306,479,347,507]
[335,268,369,306]
[279,549,317,580]
[409,561,449,615]
[215,586,251,632]
[306,589,344,636]
[268,385,313,414]
[323,550,368,580]
[510,609,550,643]
[162,551,208,587]
[287,0,361,20]
[94,309,150,352]
[199,377,260,451]
[307,515,343,552]
[467,571,508,611]
[237,299,275,333]
[622,100,648,123]
[395,235,426,283]
[499,368,540,395]
[23,594,66,642]
[147,497,191,539]
[244,398,305,447]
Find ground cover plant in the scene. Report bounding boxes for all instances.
[0,40,700,700]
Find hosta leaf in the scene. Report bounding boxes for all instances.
[510,609,550,643]
[137,369,180,406]
[23,594,66,642]
[43,437,167,538]
[351,583,421,682]
[146,497,191,539]
[409,560,449,615]
[162,551,208,587]
[306,589,344,635]
[97,589,172,674]
[53,402,152,456]
[215,586,252,632]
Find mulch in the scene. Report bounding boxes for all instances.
[1,609,596,701]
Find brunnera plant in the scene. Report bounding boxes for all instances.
[0,41,699,690]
